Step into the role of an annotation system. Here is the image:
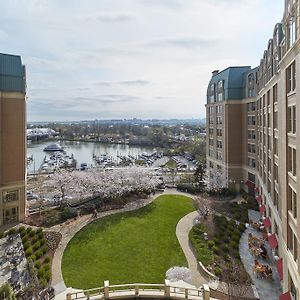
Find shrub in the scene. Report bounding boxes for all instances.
[0,232,4,239]
[61,207,77,221]
[40,239,46,246]
[42,246,49,255]
[222,236,230,244]
[25,247,33,257]
[34,260,42,269]
[43,263,51,271]
[33,242,41,252]
[29,230,36,238]
[38,268,45,279]
[20,231,27,238]
[26,227,32,234]
[214,267,222,277]
[223,254,231,262]
[18,226,26,233]
[23,241,30,250]
[212,246,220,255]
[30,255,36,262]
[233,250,240,259]
[213,238,220,246]
[207,240,215,248]
[44,256,51,264]
[45,270,52,282]
[222,244,229,252]
[35,250,43,259]
[229,241,239,251]
[232,234,241,244]
[7,228,17,236]
[37,232,44,240]
[36,228,43,234]
[22,236,29,244]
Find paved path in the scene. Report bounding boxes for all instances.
[176,211,207,287]
[50,189,193,295]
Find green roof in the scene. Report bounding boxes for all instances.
[0,53,26,93]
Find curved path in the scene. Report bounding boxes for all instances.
[175,211,207,287]
[50,189,195,295]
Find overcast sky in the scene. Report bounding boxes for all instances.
[0,0,283,122]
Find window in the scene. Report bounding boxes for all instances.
[288,225,298,262]
[209,84,215,102]
[217,116,223,125]
[209,139,214,146]
[288,105,296,134]
[273,84,278,103]
[248,73,255,97]
[274,164,278,183]
[289,16,296,47]
[274,138,278,156]
[288,185,297,219]
[217,129,222,137]
[3,191,18,203]
[217,140,222,149]
[288,146,297,177]
[216,151,223,161]
[216,105,223,114]
[273,110,278,129]
[217,80,224,101]
[248,144,256,154]
[248,116,256,126]
[248,130,256,140]
[209,161,214,168]
[286,61,296,93]
[247,102,256,112]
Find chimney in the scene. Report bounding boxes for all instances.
[212,70,219,77]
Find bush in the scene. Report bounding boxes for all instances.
[43,263,51,271]
[229,241,239,251]
[213,238,220,246]
[37,268,45,279]
[35,250,43,259]
[23,241,30,250]
[20,231,27,238]
[223,254,231,262]
[177,183,203,194]
[33,241,41,251]
[40,239,46,246]
[7,228,17,236]
[233,250,240,259]
[222,244,229,252]
[37,232,44,240]
[22,236,29,244]
[0,283,16,300]
[18,226,26,233]
[214,267,222,277]
[36,228,43,234]
[29,230,36,238]
[34,260,42,269]
[61,207,77,221]
[30,255,36,262]
[207,240,215,248]
[44,256,51,264]
[222,236,230,244]
[44,270,52,282]
[25,247,33,257]
[212,246,220,255]
[26,227,32,234]
[42,246,49,255]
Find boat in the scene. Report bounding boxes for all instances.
[43,144,63,152]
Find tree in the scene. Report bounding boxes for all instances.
[194,162,206,187]
[206,168,227,193]
[195,196,211,219]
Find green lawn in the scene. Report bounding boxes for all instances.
[62,194,195,289]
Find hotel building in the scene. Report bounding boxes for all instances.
[0,53,26,227]
[206,0,300,298]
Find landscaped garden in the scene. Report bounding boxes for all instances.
[62,194,195,289]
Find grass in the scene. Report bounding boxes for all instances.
[161,158,177,169]
[62,194,195,289]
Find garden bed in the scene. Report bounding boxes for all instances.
[189,215,250,284]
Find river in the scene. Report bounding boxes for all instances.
[27,140,156,174]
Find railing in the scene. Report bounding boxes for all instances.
[66,281,210,300]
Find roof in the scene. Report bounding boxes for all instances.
[0,53,26,93]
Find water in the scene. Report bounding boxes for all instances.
[27,140,156,174]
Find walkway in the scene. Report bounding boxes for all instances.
[239,210,282,300]
[176,211,207,287]
[50,189,193,295]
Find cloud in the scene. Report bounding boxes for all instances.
[137,0,183,9]
[145,36,219,49]
[93,12,135,23]
[93,80,150,87]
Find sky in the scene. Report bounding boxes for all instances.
[0,0,283,122]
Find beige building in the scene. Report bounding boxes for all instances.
[206,0,300,298]
[0,53,26,227]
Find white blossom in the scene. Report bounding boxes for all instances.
[166,266,192,283]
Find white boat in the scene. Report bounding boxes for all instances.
[43,144,63,152]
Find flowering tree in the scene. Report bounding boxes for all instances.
[206,168,227,192]
[166,266,192,283]
[31,167,161,205]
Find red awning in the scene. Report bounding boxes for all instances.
[256,195,262,204]
[276,258,283,281]
[246,180,255,188]
[259,204,266,213]
[268,233,278,249]
[263,217,271,228]
[280,292,292,300]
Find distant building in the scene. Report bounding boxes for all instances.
[0,53,26,226]
[206,0,300,298]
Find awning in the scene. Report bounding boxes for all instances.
[268,233,278,249]
[263,217,271,228]
[256,195,262,204]
[276,258,283,281]
[259,204,266,213]
[280,292,292,300]
[246,180,255,188]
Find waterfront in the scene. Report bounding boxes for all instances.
[27,140,156,174]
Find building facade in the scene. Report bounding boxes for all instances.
[0,53,26,227]
[206,0,300,298]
